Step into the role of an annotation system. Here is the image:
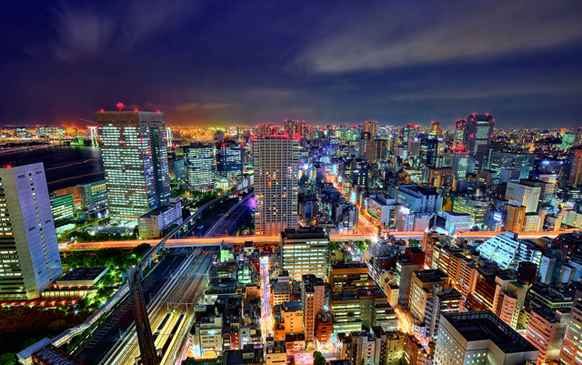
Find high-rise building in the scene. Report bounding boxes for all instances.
[525,308,569,365]
[505,182,541,213]
[185,142,216,192]
[505,203,526,232]
[420,133,438,167]
[409,270,449,332]
[559,283,582,364]
[454,119,467,150]
[565,146,582,187]
[400,124,417,146]
[463,114,494,155]
[0,163,63,300]
[301,274,325,342]
[78,180,108,213]
[216,140,243,185]
[254,136,299,236]
[434,311,538,365]
[359,132,373,160]
[280,228,329,281]
[96,110,170,221]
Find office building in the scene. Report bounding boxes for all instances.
[391,185,443,213]
[330,262,376,293]
[254,136,299,236]
[409,270,449,332]
[301,275,325,342]
[217,140,243,185]
[559,284,582,364]
[565,146,582,187]
[463,114,494,155]
[525,308,569,365]
[96,110,170,221]
[434,311,538,365]
[476,232,542,269]
[505,182,541,213]
[420,132,438,167]
[454,119,467,150]
[453,196,491,227]
[425,286,462,338]
[280,228,329,281]
[50,194,76,223]
[0,163,63,300]
[185,142,215,192]
[505,203,526,232]
[78,180,107,213]
[138,196,183,239]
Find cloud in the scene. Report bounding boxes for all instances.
[389,82,582,101]
[52,4,114,61]
[51,0,200,61]
[175,102,235,112]
[296,0,582,73]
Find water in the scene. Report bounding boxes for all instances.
[0,145,104,192]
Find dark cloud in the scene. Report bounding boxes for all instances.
[0,0,581,128]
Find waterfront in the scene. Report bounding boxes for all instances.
[0,145,104,191]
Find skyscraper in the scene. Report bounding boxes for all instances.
[253,136,298,236]
[97,110,170,221]
[565,146,582,187]
[216,140,243,185]
[463,114,494,155]
[0,163,62,300]
[559,283,582,365]
[454,119,467,150]
[301,274,325,343]
[185,142,216,192]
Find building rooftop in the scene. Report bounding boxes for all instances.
[57,267,108,282]
[443,311,537,354]
[281,227,328,240]
[414,269,448,283]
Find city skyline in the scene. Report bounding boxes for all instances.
[1,0,582,127]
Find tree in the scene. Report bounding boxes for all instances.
[0,353,17,365]
[408,238,420,247]
[313,351,326,365]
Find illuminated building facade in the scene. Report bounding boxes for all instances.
[216,141,243,185]
[254,136,299,236]
[0,163,63,300]
[185,142,215,192]
[96,110,170,221]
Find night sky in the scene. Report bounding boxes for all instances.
[1,0,582,128]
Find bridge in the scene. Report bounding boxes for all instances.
[60,229,578,251]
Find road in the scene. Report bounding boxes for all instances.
[105,250,214,365]
[260,257,272,341]
[204,194,254,237]
[74,248,189,365]
[60,229,578,251]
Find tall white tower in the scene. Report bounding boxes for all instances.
[0,163,63,300]
[253,136,299,236]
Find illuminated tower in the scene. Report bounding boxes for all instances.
[454,119,466,150]
[253,136,299,236]
[96,108,170,221]
[0,163,63,300]
[185,142,216,192]
[559,284,582,365]
[565,146,582,187]
[463,114,494,154]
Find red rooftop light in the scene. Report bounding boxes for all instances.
[134,109,138,113]
[100,109,104,113]
[116,103,124,111]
